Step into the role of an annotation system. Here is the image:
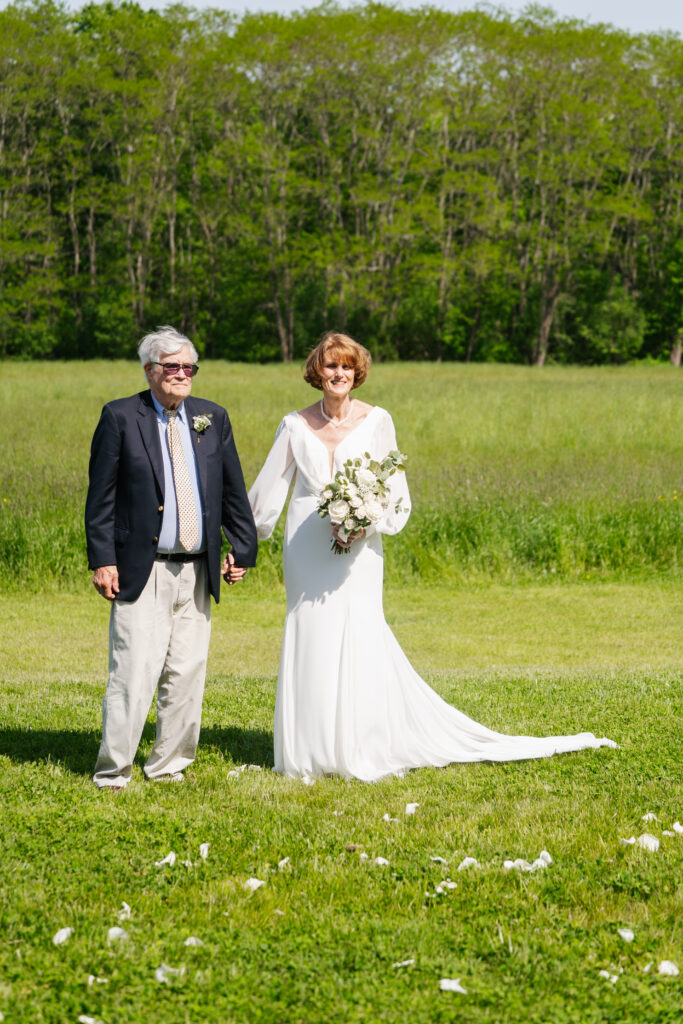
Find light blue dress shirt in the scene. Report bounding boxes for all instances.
[150,393,205,553]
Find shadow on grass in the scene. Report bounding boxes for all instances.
[0,723,274,775]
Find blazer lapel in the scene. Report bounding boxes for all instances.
[184,397,209,502]
[137,392,165,493]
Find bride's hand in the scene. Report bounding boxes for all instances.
[332,523,366,548]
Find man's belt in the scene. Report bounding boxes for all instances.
[155,551,206,562]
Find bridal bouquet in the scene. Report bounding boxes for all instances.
[317,450,407,554]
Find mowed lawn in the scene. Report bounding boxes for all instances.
[1,361,681,1022]
[1,581,682,1024]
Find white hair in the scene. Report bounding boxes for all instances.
[138,325,198,366]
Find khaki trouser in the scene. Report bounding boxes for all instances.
[93,558,211,788]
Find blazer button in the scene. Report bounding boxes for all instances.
[153,536,158,542]
[158,505,164,511]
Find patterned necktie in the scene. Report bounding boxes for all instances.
[164,409,199,551]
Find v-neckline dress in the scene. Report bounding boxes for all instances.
[248,407,616,781]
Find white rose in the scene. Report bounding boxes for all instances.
[328,499,350,524]
[349,495,363,508]
[355,503,367,520]
[344,517,357,531]
[363,497,384,523]
[322,488,334,500]
[356,468,377,487]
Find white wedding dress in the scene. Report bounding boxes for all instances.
[248,406,616,781]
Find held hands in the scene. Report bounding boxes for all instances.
[332,523,366,549]
[92,565,120,600]
[222,551,247,586]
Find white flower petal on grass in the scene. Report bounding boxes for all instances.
[374,857,390,866]
[598,970,618,984]
[658,960,680,976]
[247,764,262,772]
[392,958,415,968]
[155,851,176,867]
[52,927,73,946]
[619,836,636,846]
[301,776,315,787]
[181,860,194,868]
[405,803,419,816]
[332,810,343,817]
[642,961,654,973]
[537,850,552,866]
[199,843,209,860]
[107,927,128,944]
[430,856,449,865]
[617,928,635,943]
[642,812,659,822]
[226,770,241,779]
[117,901,131,921]
[530,857,550,872]
[278,857,291,870]
[457,857,479,871]
[443,880,457,890]
[78,1016,103,1024]
[244,878,266,892]
[274,909,285,916]
[663,830,676,837]
[87,975,108,987]
[184,937,204,947]
[155,963,185,983]
[636,833,660,852]
[439,978,467,994]
[359,852,369,862]
[382,814,398,823]
[673,821,683,834]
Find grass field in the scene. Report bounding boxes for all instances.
[1,363,681,1022]
[1,362,682,589]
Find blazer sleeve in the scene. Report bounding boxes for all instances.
[85,404,121,569]
[220,410,259,567]
[248,419,296,540]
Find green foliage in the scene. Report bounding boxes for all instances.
[0,3,682,363]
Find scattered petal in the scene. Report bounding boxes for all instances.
[617,928,635,943]
[359,852,369,862]
[247,764,263,772]
[405,803,419,816]
[243,877,266,892]
[392,958,415,968]
[78,1016,102,1024]
[181,860,194,868]
[184,936,204,947]
[87,975,108,987]
[439,978,467,994]
[663,830,676,837]
[530,856,550,871]
[332,810,343,817]
[226,770,241,779]
[155,963,184,983]
[382,814,398,823]
[457,857,479,871]
[107,927,128,944]
[619,836,636,846]
[374,857,390,866]
[642,812,659,822]
[537,850,552,865]
[642,961,654,973]
[673,821,683,834]
[658,960,680,977]
[274,909,285,916]
[278,857,291,870]
[117,901,131,921]
[199,843,210,860]
[435,884,445,894]
[301,776,315,786]
[443,880,457,890]
[52,927,73,946]
[636,833,660,852]
[598,970,618,984]
[430,856,449,864]
[155,851,176,867]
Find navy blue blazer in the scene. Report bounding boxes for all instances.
[85,390,258,602]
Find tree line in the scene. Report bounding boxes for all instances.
[1,0,682,365]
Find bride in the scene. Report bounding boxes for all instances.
[245,331,616,781]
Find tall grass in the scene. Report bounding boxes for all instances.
[1,362,681,591]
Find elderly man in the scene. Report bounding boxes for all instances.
[85,325,257,789]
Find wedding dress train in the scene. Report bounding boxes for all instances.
[248,407,616,781]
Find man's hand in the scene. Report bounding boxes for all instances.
[93,565,120,600]
[222,551,247,586]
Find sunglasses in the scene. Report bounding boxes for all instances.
[152,362,199,377]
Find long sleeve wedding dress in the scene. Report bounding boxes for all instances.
[248,406,616,781]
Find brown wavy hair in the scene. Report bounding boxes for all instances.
[303,331,372,391]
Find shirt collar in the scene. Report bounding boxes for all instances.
[151,392,186,422]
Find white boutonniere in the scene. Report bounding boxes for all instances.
[192,414,213,433]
